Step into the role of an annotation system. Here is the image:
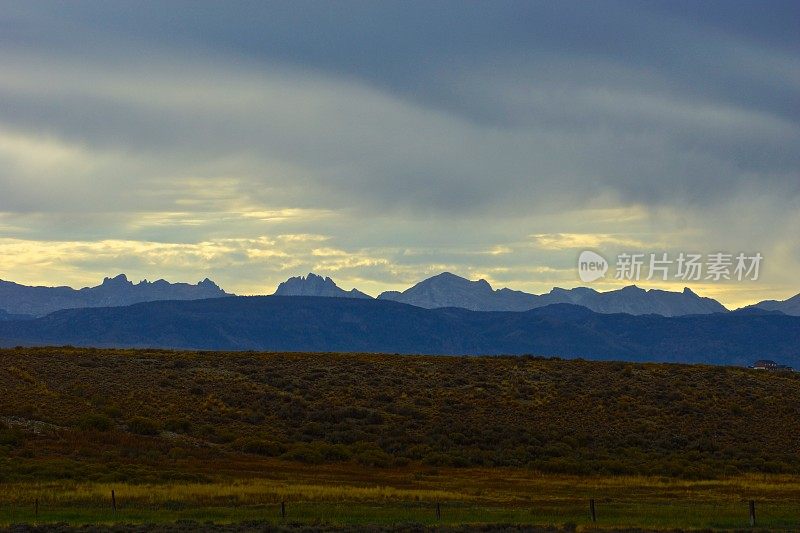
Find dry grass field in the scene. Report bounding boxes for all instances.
[1,347,799,530]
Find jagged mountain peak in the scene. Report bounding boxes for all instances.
[101,273,131,286]
[274,273,372,299]
[618,285,644,293]
[377,272,727,316]
[199,278,221,288]
[378,272,512,311]
[0,275,231,317]
[416,272,494,291]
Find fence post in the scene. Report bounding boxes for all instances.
[749,500,756,527]
[281,501,286,519]
[111,490,117,513]
[590,499,596,523]
[35,498,39,519]
[436,501,441,520]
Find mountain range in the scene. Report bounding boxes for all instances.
[273,271,732,316]
[0,274,230,317]
[375,272,727,316]
[748,293,800,316]
[0,271,798,318]
[274,273,371,299]
[284,271,800,317]
[1,296,798,367]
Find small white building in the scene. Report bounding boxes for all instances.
[751,359,793,371]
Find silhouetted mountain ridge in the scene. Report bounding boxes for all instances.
[274,273,371,299]
[748,292,800,316]
[2,271,795,318]
[0,274,230,317]
[1,296,798,367]
[376,272,727,316]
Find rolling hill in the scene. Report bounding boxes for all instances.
[0,296,798,366]
[2,347,799,481]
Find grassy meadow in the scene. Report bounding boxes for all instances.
[3,470,800,529]
[1,347,799,530]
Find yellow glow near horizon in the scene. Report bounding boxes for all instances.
[0,236,794,309]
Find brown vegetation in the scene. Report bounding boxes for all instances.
[1,347,799,483]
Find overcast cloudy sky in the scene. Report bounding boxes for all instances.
[0,1,798,307]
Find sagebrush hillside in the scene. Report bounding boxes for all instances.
[1,347,799,483]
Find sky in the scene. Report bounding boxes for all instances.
[0,0,798,308]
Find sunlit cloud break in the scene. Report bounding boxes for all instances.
[0,1,798,307]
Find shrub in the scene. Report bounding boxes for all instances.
[237,438,287,457]
[282,445,324,464]
[0,428,22,447]
[103,406,122,419]
[423,452,453,467]
[77,414,113,432]
[355,448,392,467]
[212,429,237,444]
[282,441,351,464]
[128,416,160,436]
[164,417,192,433]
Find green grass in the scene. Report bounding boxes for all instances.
[2,475,799,530]
[0,501,797,529]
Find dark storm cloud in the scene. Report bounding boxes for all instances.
[1,0,798,216]
[6,1,798,118]
[0,1,798,304]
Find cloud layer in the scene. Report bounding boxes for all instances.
[0,1,798,307]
